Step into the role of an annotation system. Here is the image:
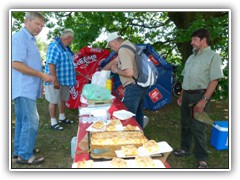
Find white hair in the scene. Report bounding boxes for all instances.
[25,12,45,22]
[61,29,74,38]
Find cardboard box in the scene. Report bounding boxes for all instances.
[210,121,228,150]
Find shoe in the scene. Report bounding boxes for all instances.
[196,161,208,168]
[173,149,190,157]
[16,156,45,165]
[51,123,64,130]
[12,148,40,159]
[59,118,74,124]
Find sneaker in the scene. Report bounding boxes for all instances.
[16,156,45,165]
[173,149,190,157]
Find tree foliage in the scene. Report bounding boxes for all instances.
[11,10,229,99]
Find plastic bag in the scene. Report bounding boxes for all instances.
[82,84,111,101]
[91,70,111,87]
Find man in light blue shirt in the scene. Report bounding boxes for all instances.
[12,12,54,165]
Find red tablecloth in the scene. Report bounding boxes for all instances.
[73,98,171,168]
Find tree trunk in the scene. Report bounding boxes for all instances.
[168,12,226,63]
[168,12,195,62]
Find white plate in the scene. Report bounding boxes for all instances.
[86,121,124,132]
[115,141,172,158]
[138,141,173,156]
[115,150,137,158]
[86,121,109,132]
[112,110,135,120]
[72,159,165,168]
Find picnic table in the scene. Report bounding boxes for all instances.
[72,98,172,168]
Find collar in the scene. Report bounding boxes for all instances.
[22,27,36,41]
[193,46,211,55]
[55,37,66,49]
[55,37,74,55]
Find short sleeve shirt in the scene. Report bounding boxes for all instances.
[44,37,76,86]
[12,27,42,100]
[181,46,224,90]
[117,40,138,87]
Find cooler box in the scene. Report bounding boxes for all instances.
[210,121,228,150]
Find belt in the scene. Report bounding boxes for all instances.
[184,89,206,94]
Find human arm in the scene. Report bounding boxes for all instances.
[12,61,54,82]
[109,52,134,78]
[110,64,134,78]
[102,58,118,70]
[102,56,134,77]
[48,64,60,89]
[194,53,223,113]
[194,79,219,113]
[177,89,184,106]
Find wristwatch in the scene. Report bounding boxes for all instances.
[202,95,209,101]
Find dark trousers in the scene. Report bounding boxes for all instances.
[180,91,209,161]
[123,84,148,129]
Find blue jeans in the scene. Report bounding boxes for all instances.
[13,97,39,160]
[123,84,148,129]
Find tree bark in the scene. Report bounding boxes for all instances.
[168,12,227,63]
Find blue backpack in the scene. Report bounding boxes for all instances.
[120,44,158,87]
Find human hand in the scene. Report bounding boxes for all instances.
[110,65,117,74]
[194,99,207,113]
[177,96,182,106]
[53,80,60,89]
[41,73,55,83]
[76,71,81,76]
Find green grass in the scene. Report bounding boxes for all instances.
[144,98,229,169]
[11,96,229,169]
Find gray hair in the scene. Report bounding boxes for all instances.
[61,29,74,38]
[25,12,45,22]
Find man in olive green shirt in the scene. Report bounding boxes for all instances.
[173,28,224,168]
